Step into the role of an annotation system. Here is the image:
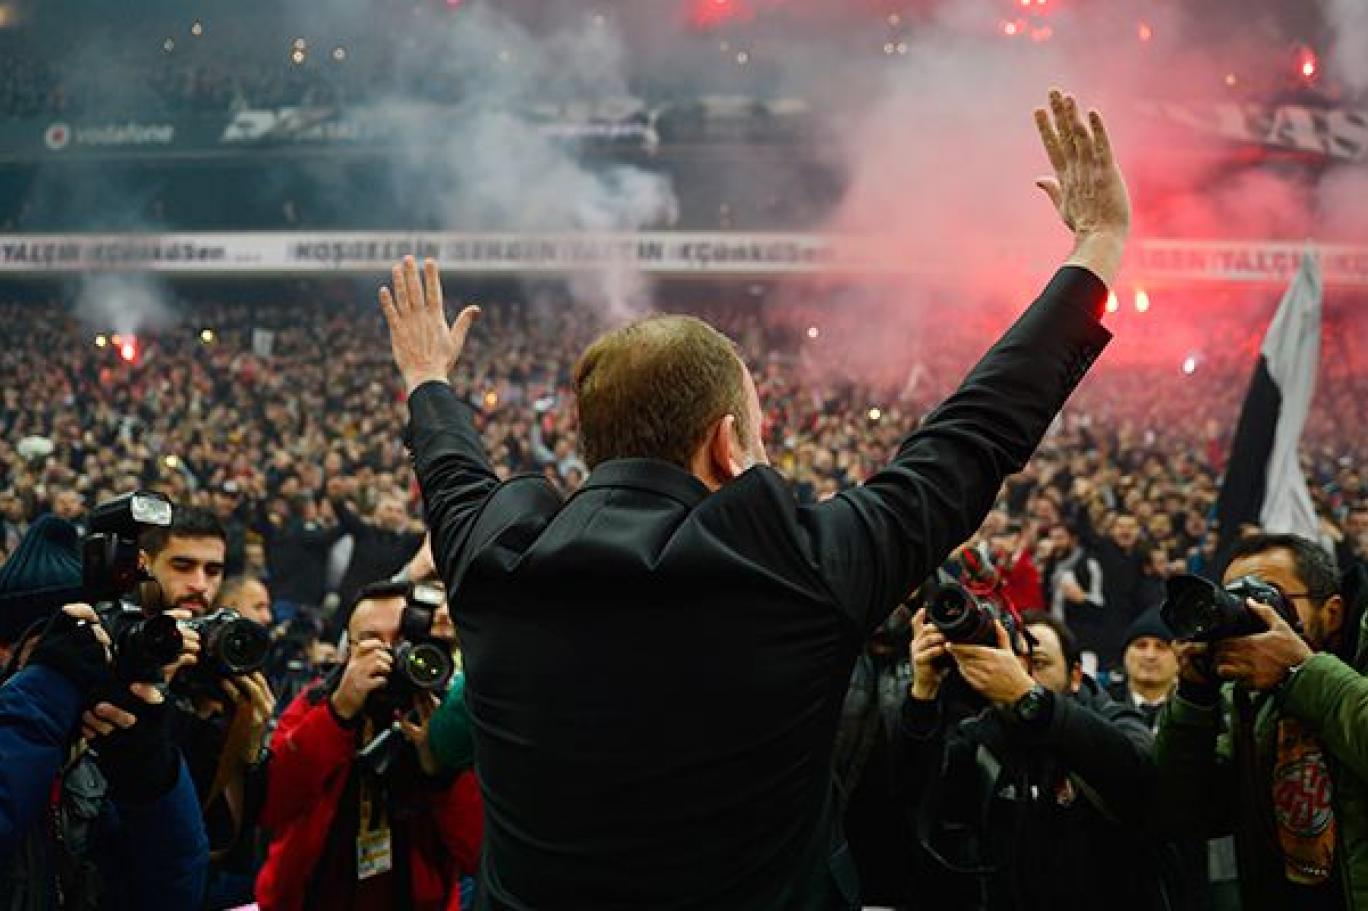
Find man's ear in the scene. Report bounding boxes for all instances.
[1069,663,1083,694]
[1322,594,1345,639]
[708,414,747,483]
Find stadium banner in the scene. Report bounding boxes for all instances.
[0,232,1365,286]
[0,103,659,159]
[1136,101,1368,162]
[3,99,1363,160]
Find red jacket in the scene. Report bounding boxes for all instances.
[256,690,483,910]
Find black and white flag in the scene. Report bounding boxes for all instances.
[1216,251,1322,548]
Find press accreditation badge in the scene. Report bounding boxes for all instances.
[357,826,394,880]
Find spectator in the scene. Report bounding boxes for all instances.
[211,480,250,577]
[1335,505,1368,573]
[1045,522,1110,671]
[326,479,423,627]
[218,573,275,627]
[1108,609,1180,730]
[263,492,342,623]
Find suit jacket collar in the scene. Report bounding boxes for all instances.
[582,459,711,510]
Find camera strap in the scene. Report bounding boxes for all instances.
[203,701,256,863]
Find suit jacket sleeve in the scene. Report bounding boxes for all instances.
[797,266,1112,632]
[405,384,502,589]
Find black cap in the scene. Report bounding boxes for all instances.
[0,515,85,645]
[1123,608,1175,653]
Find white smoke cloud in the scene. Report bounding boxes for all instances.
[372,3,678,318]
[1321,0,1368,93]
[73,273,176,336]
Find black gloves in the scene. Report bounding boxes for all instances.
[27,609,111,695]
[92,693,181,805]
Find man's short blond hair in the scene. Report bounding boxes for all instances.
[573,315,751,470]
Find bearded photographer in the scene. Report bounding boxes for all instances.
[899,601,1174,909]
[1155,533,1368,910]
[141,505,277,908]
[0,515,208,909]
[256,581,482,911]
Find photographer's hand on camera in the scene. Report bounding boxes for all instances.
[909,608,951,701]
[27,603,113,695]
[1172,639,1219,705]
[947,619,1036,707]
[330,639,393,721]
[399,691,442,776]
[1212,598,1312,691]
[221,670,277,764]
[162,608,202,682]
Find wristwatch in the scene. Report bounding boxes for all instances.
[1013,683,1053,727]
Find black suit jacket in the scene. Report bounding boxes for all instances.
[406,266,1112,910]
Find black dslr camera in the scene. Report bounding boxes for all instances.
[386,583,456,703]
[173,609,270,699]
[357,584,456,775]
[83,492,184,683]
[1162,574,1300,642]
[928,581,1023,652]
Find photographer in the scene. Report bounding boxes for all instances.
[256,581,482,911]
[900,604,1171,909]
[142,506,276,909]
[0,515,208,908]
[1156,533,1368,910]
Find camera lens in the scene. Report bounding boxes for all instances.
[929,584,985,643]
[401,642,452,690]
[1154,574,1231,637]
[1165,594,1215,640]
[136,613,185,668]
[217,619,270,674]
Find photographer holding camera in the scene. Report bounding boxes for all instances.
[140,505,276,908]
[899,590,1173,909]
[256,580,482,911]
[1156,533,1368,910]
[0,515,209,909]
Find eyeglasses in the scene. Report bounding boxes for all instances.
[1263,581,1316,601]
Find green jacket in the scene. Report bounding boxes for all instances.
[429,673,476,773]
[1155,610,1368,910]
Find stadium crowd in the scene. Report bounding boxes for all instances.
[1,288,1362,584]
[0,277,1364,910]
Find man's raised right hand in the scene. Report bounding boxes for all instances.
[1033,89,1131,288]
[378,256,481,396]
